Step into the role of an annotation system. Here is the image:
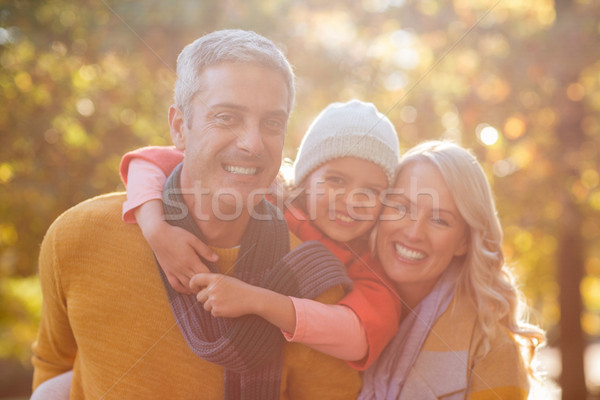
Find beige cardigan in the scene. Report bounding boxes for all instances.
[400,294,529,399]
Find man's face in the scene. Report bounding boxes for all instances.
[170,62,289,218]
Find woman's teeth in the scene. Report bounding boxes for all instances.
[394,243,426,261]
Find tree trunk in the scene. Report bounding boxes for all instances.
[558,195,587,399]
[550,0,589,396]
[553,2,588,397]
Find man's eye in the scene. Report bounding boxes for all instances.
[264,119,285,133]
[215,114,236,124]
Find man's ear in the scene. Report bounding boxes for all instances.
[169,105,186,150]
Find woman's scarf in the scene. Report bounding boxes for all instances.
[358,261,461,399]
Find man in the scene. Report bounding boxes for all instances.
[32,29,361,399]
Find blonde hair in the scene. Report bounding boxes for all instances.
[397,140,545,376]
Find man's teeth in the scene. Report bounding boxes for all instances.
[336,213,353,223]
[394,243,426,261]
[224,165,257,175]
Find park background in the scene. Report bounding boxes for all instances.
[0,0,599,399]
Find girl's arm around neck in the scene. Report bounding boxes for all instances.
[190,273,297,332]
[285,298,367,362]
[189,273,368,361]
[122,159,166,223]
[127,158,217,294]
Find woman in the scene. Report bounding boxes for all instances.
[360,140,544,399]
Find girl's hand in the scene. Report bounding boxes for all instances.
[149,223,217,293]
[136,200,218,294]
[189,273,259,318]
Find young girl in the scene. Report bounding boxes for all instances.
[122,99,403,368]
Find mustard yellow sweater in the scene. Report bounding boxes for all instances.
[32,193,361,399]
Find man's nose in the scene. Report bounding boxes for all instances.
[236,123,264,156]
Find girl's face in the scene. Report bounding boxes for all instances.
[376,161,468,307]
[303,157,388,243]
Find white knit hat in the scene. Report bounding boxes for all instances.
[293,99,400,186]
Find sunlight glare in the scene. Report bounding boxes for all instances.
[478,125,499,145]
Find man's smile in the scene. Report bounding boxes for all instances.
[223,164,259,175]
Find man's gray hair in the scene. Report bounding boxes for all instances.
[175,29,295,123]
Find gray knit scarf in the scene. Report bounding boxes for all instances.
[158,163,353,400]
[358,261,461,399]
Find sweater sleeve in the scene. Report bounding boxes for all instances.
[31,216,77,390]
[468,329,529,399]
[282,297,368,361]
[121,159,167,223]
[338,255,403,370]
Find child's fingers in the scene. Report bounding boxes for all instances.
[202,297,213,314]
[189,272,217,292]
[196,287,209,304]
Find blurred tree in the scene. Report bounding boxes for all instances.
[1,0,599,397]
[548,1,594,398]
[1,0,176,364]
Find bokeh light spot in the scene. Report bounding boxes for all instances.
[567,82,585,101]
[120,109,137,126]
[441,112,459,129]
[504,115,527,139]
[384,71,409,91]
[0,164,14,184]
[589,191,600,211]
[582,169,599,189]
[582,276,600,311]
[400,106,417,123]
[14,72,33,92]
[493,158,518,177]
[76,98,95,117]
[582,312,600,337]
[514,230,533,253]
[478,124,499,146]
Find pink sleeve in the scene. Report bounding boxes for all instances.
[338,255,402,370]
[282,297,368,361]
[119,145,183,185]
[122,159,167,223]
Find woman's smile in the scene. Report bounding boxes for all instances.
[393,242,426,262]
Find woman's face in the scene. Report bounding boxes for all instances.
[376,160,469,306]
